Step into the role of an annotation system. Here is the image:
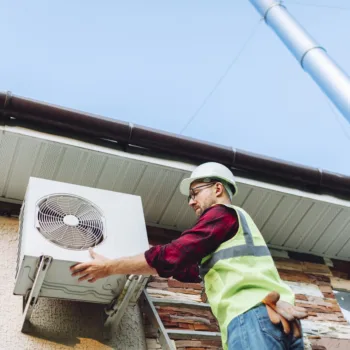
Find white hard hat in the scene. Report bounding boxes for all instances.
[179,162,238,197]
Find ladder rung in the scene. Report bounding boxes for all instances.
[141,292,221,350]
[166,329,221,340]
[150,297,211,309]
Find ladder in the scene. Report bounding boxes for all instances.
[139,289,221,350]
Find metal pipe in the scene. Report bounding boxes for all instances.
[249,0,350,122]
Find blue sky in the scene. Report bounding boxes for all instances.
[1,1,350,174]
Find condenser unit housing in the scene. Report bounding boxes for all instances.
[14,177,149,304]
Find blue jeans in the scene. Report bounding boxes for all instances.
[227,304,304,350]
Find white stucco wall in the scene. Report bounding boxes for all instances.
[0,217,147,350]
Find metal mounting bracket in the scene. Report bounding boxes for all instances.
[21,255,52,332]
[103,275,150,338]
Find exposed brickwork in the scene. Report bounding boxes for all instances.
[145,257,350,350]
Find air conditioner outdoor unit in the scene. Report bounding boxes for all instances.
[14,177,150,306]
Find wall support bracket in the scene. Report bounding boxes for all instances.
[103,274,149,338]
[21,255,52,332]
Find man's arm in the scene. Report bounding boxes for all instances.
[144,205,238,279]
[70,249,157,283]
[70,249,201,283]
[71,205,237,283]
[172,264,201,283]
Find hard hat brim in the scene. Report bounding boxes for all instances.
[180,177,196,196]
[179,176,237,197]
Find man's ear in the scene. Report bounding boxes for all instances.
[215,183,224,197]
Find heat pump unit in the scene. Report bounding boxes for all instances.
[14,177,150,304]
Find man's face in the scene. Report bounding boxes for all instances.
[188,181,217,217]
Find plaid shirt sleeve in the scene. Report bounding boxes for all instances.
[145,205,238,282]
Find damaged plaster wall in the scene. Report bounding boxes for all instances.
[0,217,147,350]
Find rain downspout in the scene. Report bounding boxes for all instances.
[249,0,350,122]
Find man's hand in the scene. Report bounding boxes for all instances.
[262,291,308,338]
[70,248,111,283]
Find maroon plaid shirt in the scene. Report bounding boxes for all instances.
[145,205,238,283]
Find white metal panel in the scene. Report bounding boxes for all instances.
[175,200,197,231]
[73,152,107,187]
[232,183,251,207]
[252,191,284,231]
[159,173,195,229]
[0,131,19,197]
[337,237,350,259]
[5,137,41,199]
[296,205,341,252]
[283,201,328,249]
[111,159,146,194]
[324,216,350,257]
[270,198,313,246]
[134,166,182,224]
[96,157,128,191]
[261,195,300,243]
[15,257,126,304]
[241,187,268,221]
[32,143,64,180]
[134,165,163,208]
[160,199,193,230]
[311,209,349,255]
[21,177,149,259]
[55,147,83,184]
[143,169,183,224]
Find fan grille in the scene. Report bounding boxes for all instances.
[37,195,105,250]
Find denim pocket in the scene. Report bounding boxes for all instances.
[253,304,285,341]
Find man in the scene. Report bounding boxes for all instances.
[71,162,307,349]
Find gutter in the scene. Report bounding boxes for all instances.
[1,91,349,198]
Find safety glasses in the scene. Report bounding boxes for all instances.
[188,183,215,202]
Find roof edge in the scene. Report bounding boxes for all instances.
[1,91,349,198]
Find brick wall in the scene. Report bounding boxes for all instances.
[144,257,350,350]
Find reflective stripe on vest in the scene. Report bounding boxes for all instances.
[199,209,270,277]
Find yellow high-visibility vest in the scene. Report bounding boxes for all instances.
[200,205,294,349]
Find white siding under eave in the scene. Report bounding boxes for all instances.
[0,127,349,261]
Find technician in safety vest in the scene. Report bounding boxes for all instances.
[71,162,307,350]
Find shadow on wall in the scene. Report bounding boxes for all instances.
[24,299,109,347]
